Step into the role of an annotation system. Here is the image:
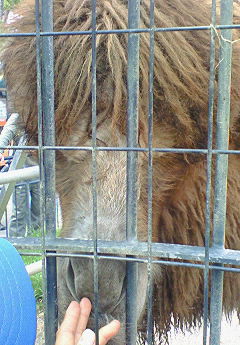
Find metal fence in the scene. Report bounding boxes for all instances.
[1,0,240,344]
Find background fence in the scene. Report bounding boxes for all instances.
[1,0,240,344]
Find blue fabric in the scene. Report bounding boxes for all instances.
[0,239,36,345]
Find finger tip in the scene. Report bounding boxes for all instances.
[66,300,81,316]
[69,300,80,309]
[110,320,121,333]
[112,320,120,326]
[80,297,92,309]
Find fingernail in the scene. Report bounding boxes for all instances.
[77,329,95,345]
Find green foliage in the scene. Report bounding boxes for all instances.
[20,228,61,309]
[22,254,43,302]
[21,229,44,307]
[4,0,21,11]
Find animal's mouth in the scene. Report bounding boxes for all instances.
[87,278,126,328]
[87,271,126,310]
[88,312,113,330]
[89,284,126,328]
[88,311,125,345]
[107,278,126,315]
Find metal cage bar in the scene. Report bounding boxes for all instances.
[7,237,240,266]
[40,0,57,343]
[2,23,240,39]
[3,144,240,155]
[203,1,217,343]
[126,0,141,344]
[34,2,48,345]
[90,0,100,342]
[146,0,155,344]
[210,0,234,344]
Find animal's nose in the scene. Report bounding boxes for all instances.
[79,214,126,241]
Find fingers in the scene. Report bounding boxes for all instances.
[55,301,81,345]
[78,321,120,345]
[98,320,121,345]
[75,299,120,345]
[55,298,120,345]
[75,298,92,343]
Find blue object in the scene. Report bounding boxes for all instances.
[0,239,37,345]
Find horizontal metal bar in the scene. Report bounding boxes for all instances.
[4,145,240,155]
[21,252,240,273]
[0,166,39,184]
[1,24,240,38]
[7,237,240,266]
[19,250,240,273]
[0,146,38,150]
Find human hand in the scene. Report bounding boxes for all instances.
[0,153,6,167]
[55,298,120,345]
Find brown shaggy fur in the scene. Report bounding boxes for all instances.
[2,0,240,340]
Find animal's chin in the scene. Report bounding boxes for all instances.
[88,312,113,328]
[86,308,122,328]
[88,313,125,345]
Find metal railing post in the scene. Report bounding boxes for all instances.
[126,0,140,344]
[41,0,57,343]
[210,1,233,344]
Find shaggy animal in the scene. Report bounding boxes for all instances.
[2,0,240,343]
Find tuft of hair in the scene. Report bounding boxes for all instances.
[3,0,234,147]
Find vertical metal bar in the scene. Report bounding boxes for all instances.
[91,0,99,343]
[5,207,8,237]
[15,185,19,232]
[56,198,59,229]
[26,182,31,230]
[146,1,155,344]
[210,1,233,344]
[203,1,217,344]
[34,7,47,342]
[126,0,140,344]
[40,0,57,344]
